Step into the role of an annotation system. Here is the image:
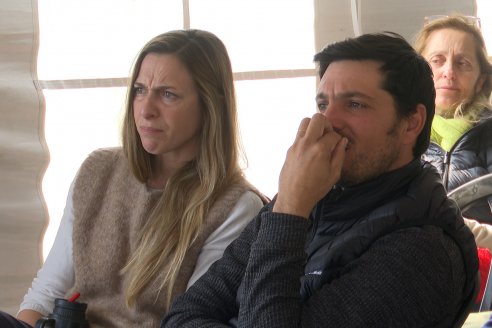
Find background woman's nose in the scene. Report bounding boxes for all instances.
[442,61,456,80]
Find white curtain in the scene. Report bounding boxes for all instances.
[0,0,47,315]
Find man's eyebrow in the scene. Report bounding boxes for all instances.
[336,91,375,101]
[315,92,327,101]
[315,91,376,101]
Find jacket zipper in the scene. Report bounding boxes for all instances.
[443,151,450,188]
[434,116,489,189]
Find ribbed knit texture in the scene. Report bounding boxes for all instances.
[163,163,478,328]
[70,147,257,327]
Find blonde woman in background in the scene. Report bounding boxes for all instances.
[415,15,492,249]
[1,29,266,328]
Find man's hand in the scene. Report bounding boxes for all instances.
[273,113,347,218]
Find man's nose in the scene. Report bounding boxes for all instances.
[320,104,342,128]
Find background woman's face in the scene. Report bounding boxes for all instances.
[422,28,485,116]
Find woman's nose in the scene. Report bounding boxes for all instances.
[139,95,159,119]
[441,61,455,80]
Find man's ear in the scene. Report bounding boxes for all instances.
[402,104,426,145]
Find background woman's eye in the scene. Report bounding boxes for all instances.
[429,56,444,66]
[458,60,472,69]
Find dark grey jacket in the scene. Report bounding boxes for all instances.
[423,112,492,223]
[163,161,478,328]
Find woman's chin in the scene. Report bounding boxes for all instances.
[435,104,456,117]
[142,144,160,155]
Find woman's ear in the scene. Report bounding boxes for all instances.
[475,74,487,93]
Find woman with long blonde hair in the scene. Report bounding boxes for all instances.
[12,29,266,328]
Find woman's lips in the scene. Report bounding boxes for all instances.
[437,86,459,91]
[139,126,163,134]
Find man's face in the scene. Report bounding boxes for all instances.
[316,60,413,186]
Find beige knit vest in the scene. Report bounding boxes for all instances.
[69,148,264,327]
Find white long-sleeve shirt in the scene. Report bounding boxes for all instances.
[464,218,492,251]
[19,183,264,315]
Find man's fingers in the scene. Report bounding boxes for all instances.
[296,117,311,138]
[330,137,348,175]
[304,113,329,142]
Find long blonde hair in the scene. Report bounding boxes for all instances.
[121,29,244,308]
[414,14,492,120]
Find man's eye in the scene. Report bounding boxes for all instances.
[349,101,363,109]
[317,103,327,112]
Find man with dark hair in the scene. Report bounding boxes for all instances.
[162,32,478,327]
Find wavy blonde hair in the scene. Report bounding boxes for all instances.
[120,29,244,308]
[414,14,492,121]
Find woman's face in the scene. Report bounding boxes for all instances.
[133,53,203,167]
[422,28,485,116]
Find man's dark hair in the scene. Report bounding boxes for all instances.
[314,32,435,158]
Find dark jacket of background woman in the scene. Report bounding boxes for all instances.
[423,111,492,224]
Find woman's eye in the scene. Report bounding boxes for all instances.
[134,86,145,95]
[429,57,444,66]
[162,91,177,99]
[458,60,472,70]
